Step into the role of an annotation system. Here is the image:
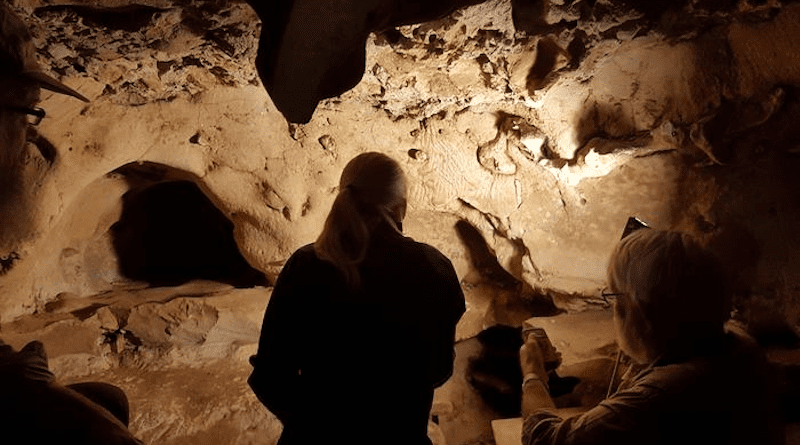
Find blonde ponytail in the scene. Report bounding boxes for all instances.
[315,152,407,288]
[315,187,370,286]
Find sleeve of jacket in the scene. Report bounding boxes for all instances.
[0,377,145,444]
[521,382,662,445]
[248,249,306,424]
[424,247,466,388]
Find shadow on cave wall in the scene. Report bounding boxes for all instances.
[454,219,561,317]
[109,167,267,288]
[572,101,652,159]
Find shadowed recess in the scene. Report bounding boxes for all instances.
[466,325,581,417]
[34,4,168,32]
[110,180,268,288]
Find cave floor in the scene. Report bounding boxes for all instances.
[1,282,798,444]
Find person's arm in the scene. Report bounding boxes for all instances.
[25,381,145,444]
[0,339,56,382]
[248,251,305,424]
[0,341,143,444]
[521,384,663,445]
[519,332,556,416]
[518,344,660,445]
[426,250,466,388]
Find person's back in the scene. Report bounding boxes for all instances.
[586,327,783,445]
[284,226,462,444]
[249,153,465,445]
[663,328,781,445]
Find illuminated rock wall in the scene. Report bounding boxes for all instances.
[1,0,800,443]
[2,0,798,336]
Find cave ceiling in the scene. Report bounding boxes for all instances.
[250,0,757,124]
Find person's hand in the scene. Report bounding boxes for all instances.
[519,332,548,378]
[5,340,56,382]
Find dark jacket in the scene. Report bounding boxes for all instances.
[523,328,785,445]
[0,340,144,445]
[249,224,466,445]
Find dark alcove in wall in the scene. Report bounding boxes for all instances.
[110,179,268,288]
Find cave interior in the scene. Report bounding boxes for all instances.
[1,0,800,443]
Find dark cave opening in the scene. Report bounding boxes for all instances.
[110,179,268,288]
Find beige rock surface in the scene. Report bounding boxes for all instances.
[2,0,800,443]
[1,0,798,324]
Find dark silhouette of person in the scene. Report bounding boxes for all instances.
[0,4,142,444]
[248,152,465,445]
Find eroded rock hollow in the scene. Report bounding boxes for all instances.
[2,0,800,443]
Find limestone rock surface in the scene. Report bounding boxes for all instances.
[1,0,800,443]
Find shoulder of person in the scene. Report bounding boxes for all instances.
[404,239,456,271]
[637,361,704,391]
[294,243,317,258]
[634,329,769,396]
[283,243,323,267]
[271,244,326,283]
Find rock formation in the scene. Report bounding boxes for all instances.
[1,0,800,443]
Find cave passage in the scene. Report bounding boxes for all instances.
[110,180,268,288]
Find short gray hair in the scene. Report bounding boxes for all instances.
[607,229,731,353]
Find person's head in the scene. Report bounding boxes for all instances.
[315,152,407,287]
[0,4,88,250]
[606,229,731,363]
[0,3,88,152]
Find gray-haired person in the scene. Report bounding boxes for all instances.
[520,228,785,445]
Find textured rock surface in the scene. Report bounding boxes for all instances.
[1,0,800,443]
[2,0,798,326]
[1,284,278,445]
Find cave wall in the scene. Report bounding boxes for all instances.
[0,0,799,342]
[1,1,800,443]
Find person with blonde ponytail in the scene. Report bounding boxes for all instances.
[314,151,409,288]
[249,152,465,445]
